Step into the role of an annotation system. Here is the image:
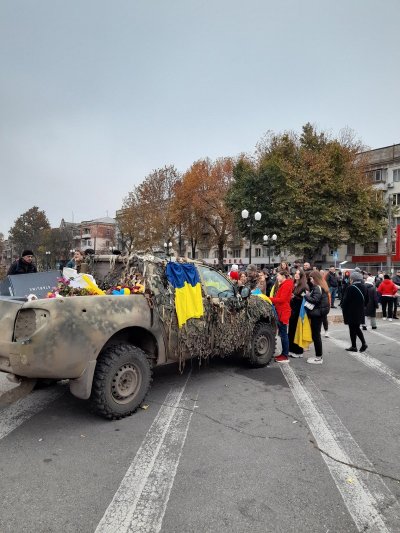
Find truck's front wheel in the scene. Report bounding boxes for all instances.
[248,323,276,367]
[90,343,152,419]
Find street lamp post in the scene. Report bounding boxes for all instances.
[241,209,262,265]
[164,241,173,259]
[263,234,277,268]
[45,251,51,271]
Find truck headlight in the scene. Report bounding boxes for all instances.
[13,309,38,342]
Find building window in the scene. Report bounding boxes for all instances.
[347,243,355,255]
[255,248,261,257]
[233,249,241,258]
[223,249,228,258]
[393,169,400,182]
[83,228,90,234]
[245,248,249,258]
[213,250,219,259]
[364,242,378,254]
[366,169,384,182]
[392,193,400,206]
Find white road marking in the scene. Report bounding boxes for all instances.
[328,335,400,391]
[281,364,400,532]
[369,329,400,346]
[95,375,194,533]
[0,386,64,440]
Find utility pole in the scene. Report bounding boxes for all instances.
[386,194,393,274]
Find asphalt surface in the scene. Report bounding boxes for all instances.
[0,319,399,532]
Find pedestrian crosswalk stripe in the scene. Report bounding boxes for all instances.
[328,335,400,390]
[95,373,195,533]
[281,364,400,532]
[369,329,400,346]
[0,386,64,441]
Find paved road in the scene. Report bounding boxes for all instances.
[0,320,399,532]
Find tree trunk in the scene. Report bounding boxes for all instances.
[217,239,224,271]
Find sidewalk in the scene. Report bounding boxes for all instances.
[328,305,385,324]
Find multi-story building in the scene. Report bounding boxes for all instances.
[340,143,400,273]
[73,217,116,254]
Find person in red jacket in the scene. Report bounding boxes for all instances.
[377,274,398,321]
[270,270,294,363]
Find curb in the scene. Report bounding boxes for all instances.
[328,310,384,324]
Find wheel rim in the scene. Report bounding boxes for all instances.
[111,363,142,404]
[255,334,269,357]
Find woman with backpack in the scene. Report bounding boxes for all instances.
[304,271,330,365]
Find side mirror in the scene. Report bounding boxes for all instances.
[240,286,251,298]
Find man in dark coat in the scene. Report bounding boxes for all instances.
[341,271,368,352]
[7,250,37,275]
[245,264,259,290]
[326,265,339,308]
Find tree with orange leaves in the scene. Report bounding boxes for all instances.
[121,165,180,252]
[172,157,235,268]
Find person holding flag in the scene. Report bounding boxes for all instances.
[269,270,294,364]
[289,268,309,357]
[304,271,330,364]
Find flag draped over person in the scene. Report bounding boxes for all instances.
[166,262,204,328]
[294,297,313,349]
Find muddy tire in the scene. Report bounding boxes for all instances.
[248,323,275,367]
[90,343,152,420]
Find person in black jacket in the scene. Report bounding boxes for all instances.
[7,250,37,275]
[342,271,368,352]
[288,268,308,357]
[326,266,338,308]
[304,271,330,365]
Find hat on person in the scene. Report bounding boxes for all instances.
[246,264,257,273]
[231,264,239,271]
[21,249,34,257]
[350,271,363,282]
[229,271,239,281]
[366,276,375,284]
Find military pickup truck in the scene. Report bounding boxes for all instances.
[0,255,276,419]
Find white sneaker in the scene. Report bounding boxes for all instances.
[324,331,329,338]
[383,317,387,321]
[289,352,303,358]
[389,318,393,322]
[307,357,323,365]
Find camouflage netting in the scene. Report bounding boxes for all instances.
[97,253,274,371]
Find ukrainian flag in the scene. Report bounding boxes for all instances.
[294,297,313,349]
[166,263,204,328]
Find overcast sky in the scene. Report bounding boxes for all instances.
[1,0,399,236]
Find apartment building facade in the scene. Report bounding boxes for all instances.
[73,217,116,254]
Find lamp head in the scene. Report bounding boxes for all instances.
[254,211,261,221]
[241,209,249,219]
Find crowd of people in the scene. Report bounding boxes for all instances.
[229,261,400,366]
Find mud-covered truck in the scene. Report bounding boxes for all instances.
[0,255,276,419]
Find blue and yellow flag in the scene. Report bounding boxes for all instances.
[294,297,313,349]
[166,263,204,328]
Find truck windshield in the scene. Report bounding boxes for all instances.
[197,266,235,298]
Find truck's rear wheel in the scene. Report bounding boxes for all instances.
[248,323,275,367]
[90,343,152,419]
